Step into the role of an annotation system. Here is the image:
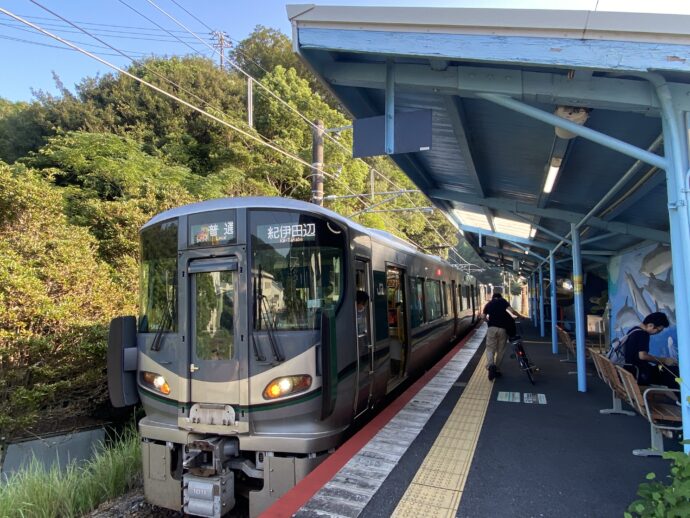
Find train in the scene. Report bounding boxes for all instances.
[107,197,480,517]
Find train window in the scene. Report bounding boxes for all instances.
[194,271,234,360]
[410,277,425,328]
[425,279,442,322]
[441,282,447,316]
[139,219,178,333]
[458,286,463,311]
[250,211,345,330]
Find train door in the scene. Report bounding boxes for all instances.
[451,280,458,336]
[354,259,373,417]
[188,257,241,405]
[470,285,477,323]
[386,266,408,381]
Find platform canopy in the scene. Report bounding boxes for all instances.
[288,4,690,276]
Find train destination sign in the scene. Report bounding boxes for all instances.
[256,223,317,244]
[188,210,236,247]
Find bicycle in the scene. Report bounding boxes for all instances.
[509,321,538,384]
[510,336,537,384]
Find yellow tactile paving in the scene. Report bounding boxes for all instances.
[392,355,493,518]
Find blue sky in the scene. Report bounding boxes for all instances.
[2,0,690,102]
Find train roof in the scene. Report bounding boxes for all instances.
[143,197,454,266]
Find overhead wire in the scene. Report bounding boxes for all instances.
[0,5,373,212]
[1,18,206,42]
[13,12,198,33]
[7,2,475,267]
[142,0,475,267]
[0,33,145,57]
[0,20,149,54]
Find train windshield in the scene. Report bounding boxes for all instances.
[139,219,178,333]
[250,211,345,330]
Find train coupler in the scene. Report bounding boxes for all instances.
[183,471,235,518]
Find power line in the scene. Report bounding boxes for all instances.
[0,6,373,213]
[143,0,475,267]
[2,17,205,40]
[1,18,207,43]
[0,33,144,57]
[10,3,475,267]
[116,0,208,57]
[0,20,149,54]
[14,12,198,33]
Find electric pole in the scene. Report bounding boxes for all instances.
[311,119,324,206]
[212,31,229,70]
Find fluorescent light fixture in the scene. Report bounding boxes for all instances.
[493,217,532,239]
[543,158,562,193]
[453,209,491,230]
[529,228,537,238]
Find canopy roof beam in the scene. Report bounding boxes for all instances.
[459,224,556,250]
[431,189,670,243]
[324,62,690,113]
[444,94,495,231]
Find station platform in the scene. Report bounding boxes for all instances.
[262,323,681,518]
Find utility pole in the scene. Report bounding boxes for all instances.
[212,31,229,70]
[247,77,253,127]
[311,119,324,206]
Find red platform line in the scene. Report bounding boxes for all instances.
[260,326,480,518]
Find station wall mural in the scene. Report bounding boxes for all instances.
[608,243,677,358]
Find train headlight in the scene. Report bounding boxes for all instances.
[263,375,312,400]
[141,371,171,395]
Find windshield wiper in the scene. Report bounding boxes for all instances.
[261,295,284,362]
[151,280,175,352]
[256,266,284,362]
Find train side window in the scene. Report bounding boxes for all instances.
[410,277,425,328]
[425,279,442,322]
[441,282,448,316]
[458,286,463,311]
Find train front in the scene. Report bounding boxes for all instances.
[107,201,351,517]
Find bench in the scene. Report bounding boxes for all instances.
[588,348,635,417]
[557,326,576,363]
[557,326,592,376]
[615,365,682,457]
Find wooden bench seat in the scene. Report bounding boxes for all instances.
[615,365,682,457]
[588,348,635,417]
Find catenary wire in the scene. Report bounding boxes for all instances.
[0,6,374,213]
[1,17,205,41]
[139,1,475,266]
[0,33,145,57]
[7,4,474,267]
[145,1,474,266]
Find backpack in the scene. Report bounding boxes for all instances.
[607,328,643,365]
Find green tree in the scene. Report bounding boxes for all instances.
[230,25,335,104]
[0,163,131,439]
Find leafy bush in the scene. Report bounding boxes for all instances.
[0,163,131,439]
[626,450,690,517]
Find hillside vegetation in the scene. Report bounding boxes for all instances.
[0,27,465,440]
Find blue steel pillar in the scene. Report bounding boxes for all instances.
[529,274,535,326]
[571,224,587,392]
[658,98,690,447]
[538,265,545,338]
[550,254,558,355]
[385,60,395,155]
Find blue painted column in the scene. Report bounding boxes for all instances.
[571,223,587,392]
[530,274,536,326]
[661,109,690,448]
[550,254,558,355]
[538,265,545,337]
[385,60,395,155]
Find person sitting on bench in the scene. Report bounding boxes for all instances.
[623,312,677,388]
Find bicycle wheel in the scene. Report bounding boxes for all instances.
[516,347,535,385]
